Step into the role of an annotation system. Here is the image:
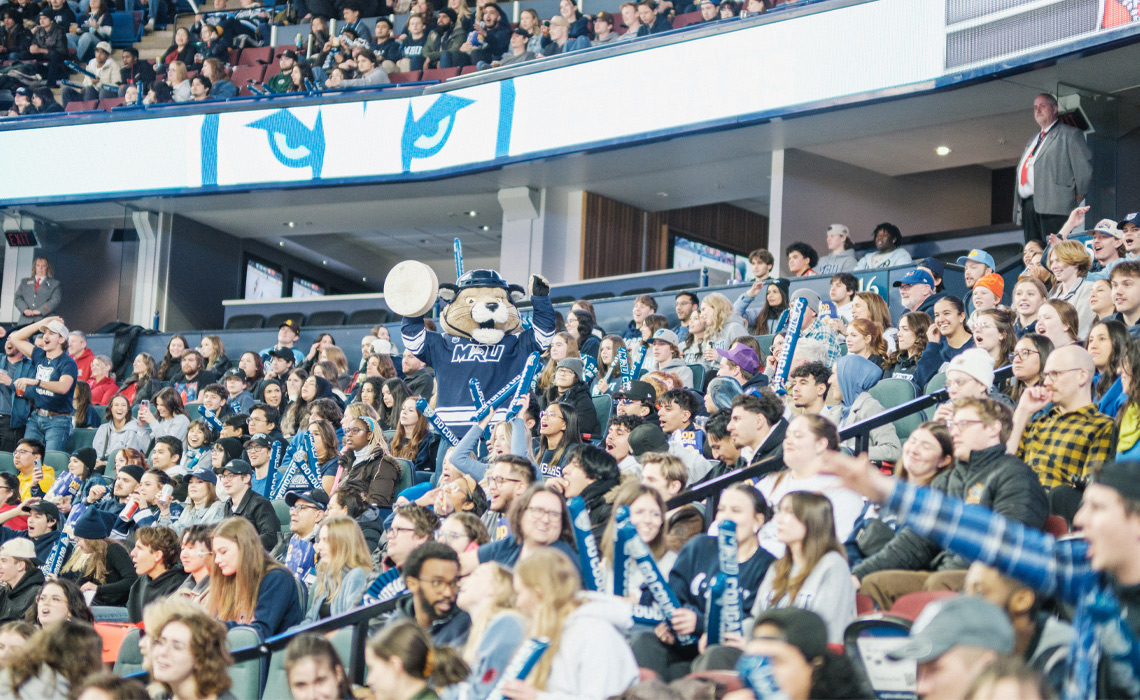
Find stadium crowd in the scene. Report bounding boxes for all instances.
[0,0,807,112]
[0,189,1131,698]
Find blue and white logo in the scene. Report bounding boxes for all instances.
[400,94,475,171]
[246,109,327,178]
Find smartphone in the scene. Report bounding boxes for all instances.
[140,400,150,412]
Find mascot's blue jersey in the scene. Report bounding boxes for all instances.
[402,295,555,430]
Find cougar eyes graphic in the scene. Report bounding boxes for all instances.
[246,109,326,178]
[400,94,475,171]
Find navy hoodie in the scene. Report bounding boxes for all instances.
[668,535,774,645]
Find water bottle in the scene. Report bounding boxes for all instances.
[700,266,709,287]
[152,310,160,330]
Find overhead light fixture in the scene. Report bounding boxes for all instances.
[656,192,669,198]
[285,221,296,228]
[935,146,951,156]
[479,225,490,231]
[467,210,478,217]
[362,277,367,282]
[278,241,285,246]
[322,260,328,265]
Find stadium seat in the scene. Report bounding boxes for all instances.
[843,616,914,698]
[582,291,615,301]
[306,310,347,327]
[672,11,702,28]
[109,11,142,47]
[227,47,240,65]
[226,314,266,330]
[867,378,919,441]
[592,395,612,433]
[239,46,274,66]
[688,363,705,390]
[422,67,461,81]
[0,453,13,475]
[44,450,69,475]
[856,593,875,615]
[347,308,388,326]
[1045,514,1069,537]
[889,591,956,622]
[231,64,267,86]
[388,70,423,83]
[662,282,692,291]
[925,372,947,394]
[185,401,204,418]
[754,334,775,359]
[624,287,657,296]
[272,499,292,536]
[550,296,576,305]
[262,642,290,700]
[112,626,144,675]
[266,312,305,329]
[264,60,282,80]
[68,427,98,452]
[394,457,414,495]
[227,626,265,700]
[460,65,478,74]
[65,100,98,112]
[99,97,124,110]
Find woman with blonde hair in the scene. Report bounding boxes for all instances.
[1036,299,1081,348]
[501,548,638,699]
[169,61,191,101]
[301,516,372,624]
[365,620,469,700]
[599,483,676,601]
[206,517,303,638]
[1048,240,1095,338]
[699,293,747,366]
[456,562,525,699]
[537,332,580,393]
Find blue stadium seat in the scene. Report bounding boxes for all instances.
[109,11,142,47]
[592,395,612,434]
[272,499,291,536]
[226,626,265,700]
[868,378,919,441]
[44,450,69,475]
[0,453,13,475]
[68,427,98,452]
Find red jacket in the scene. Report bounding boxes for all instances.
[90,376,118,406]
[73,348,94,384]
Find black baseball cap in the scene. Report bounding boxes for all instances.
[29,500,61,526]
[222,459,254,476]
[286,489,329,511]
[614,380,657,405]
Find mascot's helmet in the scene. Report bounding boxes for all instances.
[455,269,511,290]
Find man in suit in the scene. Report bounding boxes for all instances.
[1014,93,1094,244]
[14,257,61,323]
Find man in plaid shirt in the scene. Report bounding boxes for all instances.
[789,289,844,368]
[826,453,1140,700]
[1008,346,1114,489]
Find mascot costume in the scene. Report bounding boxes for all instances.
[385,258,555,432]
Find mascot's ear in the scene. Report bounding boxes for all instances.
[438,283,459,304]
[508,284,526,304]
[529,274,550,298]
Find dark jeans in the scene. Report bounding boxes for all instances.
[630,630,700,682]
[0,416,24,453]
[1021,196,1069,244]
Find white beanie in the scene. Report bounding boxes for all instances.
[946,348,994,390]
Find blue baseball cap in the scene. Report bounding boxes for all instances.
[188,467,217,485]
[893,269,934,288]
[1120,212,1140,229]
[920,257,945,278]
[956,249,996,270]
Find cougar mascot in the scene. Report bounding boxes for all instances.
[400,269,555,431]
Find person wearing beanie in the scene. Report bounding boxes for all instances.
[63,446,110,513]
[538,358,600,437]
[850,396,1047,610]
[968,272,1006,330]
[87,463,145,519]
[59,507,137,607]
[927,347,1000,429]
[423,7,464,69]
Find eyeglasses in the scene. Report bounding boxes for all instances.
[290,504,321,512]
[346,427,369,436]
[947,418,985,431]
[525,506,561,522]
[36,595,66,606]
[435,530,469,543]
[945,377,978,389]
[486,476,522,487]
[386,526,416,537]
[413,576,460,592]
[1041,368,1081,383]
[12,449,34,456]
[1011,349,1040,361]
[973,321,995,331]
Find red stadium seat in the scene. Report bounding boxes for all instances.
[889,591,957,622]
[239,46,274,66]
[65,99,98,112]
[388,70,422,83]
[422,67,460,81]
[672,11,702,28]
[99,97,124,110]
[856,593,875,615]
[460,65,477,74]
[264,60,282,79]
[1045,514,1069,537]
[231,65,267,86]
[638,668,658,683]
